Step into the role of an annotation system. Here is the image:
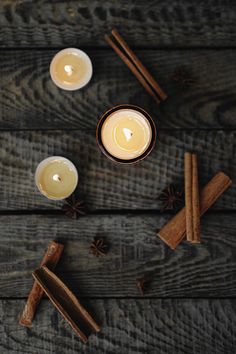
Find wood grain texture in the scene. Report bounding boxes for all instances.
[0,130,234,211]
[0,213,235,298]
[1,299,236,353]
[1,49,236,129]
[1,0,236,48]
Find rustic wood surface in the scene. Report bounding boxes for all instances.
[1,0,236,48]
[1,299,236,354]
[1,49,236,129]
[0,213,235,298]
[0,130,234,211]
[0,0,236,353]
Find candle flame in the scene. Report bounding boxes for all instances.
[123,128,133,142]
[64,65,73,76]
[53,174,61,182]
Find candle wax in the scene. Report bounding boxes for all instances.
[101,109,152,160]
[37,159,78,199]
[54,53,88,86]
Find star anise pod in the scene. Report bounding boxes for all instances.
[62,194,85,219]
[158,185,184,212]
[170,67,196,86]
[90,238,108,257]
[136,277,151,296]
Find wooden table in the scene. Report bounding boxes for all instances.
[0,1,236,353]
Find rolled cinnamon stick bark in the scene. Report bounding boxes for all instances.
[104,34,161,105]
[184,152,193,241]
[33,266,101,343]
[19,240,64,327]
[192,154,201,242]
[158,172,232,249]
[111,28,167,101]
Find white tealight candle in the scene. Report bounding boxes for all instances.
[35,156,78,200]
[50,48,93,90]
[101,108,153,160]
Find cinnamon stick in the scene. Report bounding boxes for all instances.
[33,266,101,343]
[158,172,232,249]
[111,28,167,101]
[192,154,201,242]
[19,240,64,327]
[184,153,201,243]
[104,34,160,105]
[184,152,193,241]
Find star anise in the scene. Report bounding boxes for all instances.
[170,67,196,86]
[158,185,184,212]
[136,277,151,296]
[62,194,85,219]
[90,238,108,257]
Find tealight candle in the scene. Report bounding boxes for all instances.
[50,48,93,90]
[35,156,78,200]
[97,105,156,163]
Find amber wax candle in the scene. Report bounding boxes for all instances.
[50,48,92,90]
[97,105,156,163]
[35,157,78,200]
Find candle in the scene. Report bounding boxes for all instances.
[35,157,78,200]
[97,105,156,162]
[50,48,93,91]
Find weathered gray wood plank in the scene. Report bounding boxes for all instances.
[0,130,234,211]
[1,299,236,354]
[1,1,236,48]
[0,213,235,297]
[1,49,236,129]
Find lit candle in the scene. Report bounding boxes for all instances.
[35,157,78,200]
[97,105,156,163]
[50,48,93,90]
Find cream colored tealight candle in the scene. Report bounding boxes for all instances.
[101,108,153,160]
[50,48,93,90]
[35,157,78,200]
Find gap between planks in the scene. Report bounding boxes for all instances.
[2,296,236,301]
[0,128,236,132]
[0,210,235,216]
[1,46,236,51]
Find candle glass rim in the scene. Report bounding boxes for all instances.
[50,48,93,91]
[96,104,157,164]
[35,156,78,200]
